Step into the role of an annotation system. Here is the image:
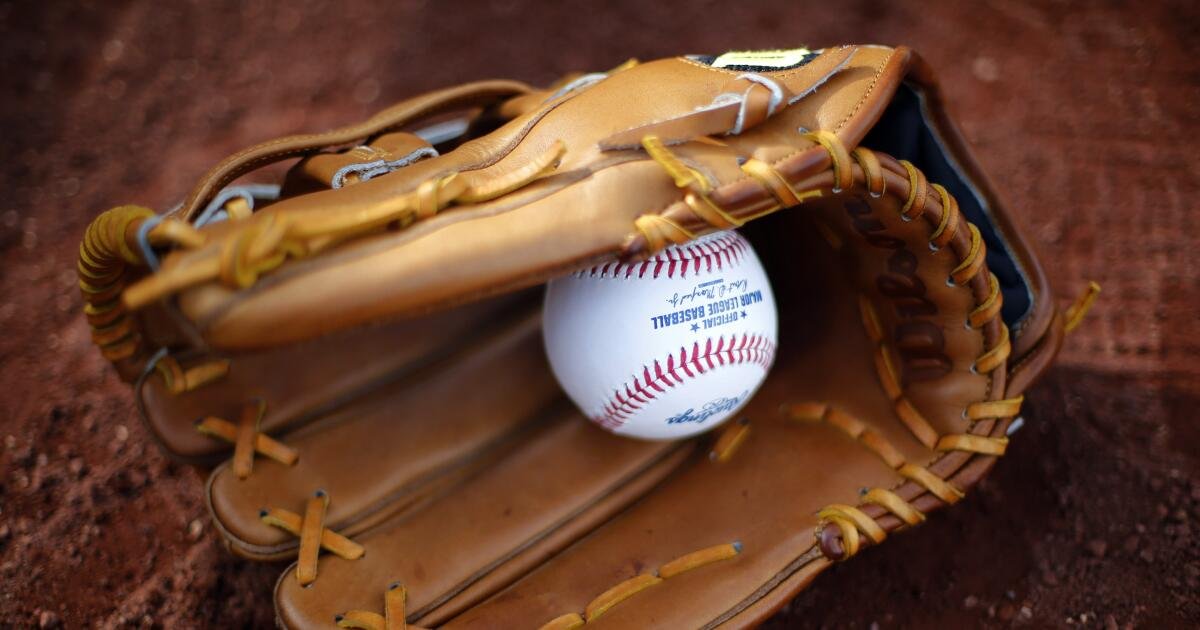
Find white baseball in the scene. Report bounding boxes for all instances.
[543,230,778,440]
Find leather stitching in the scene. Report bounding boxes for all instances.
[832,49,893,133]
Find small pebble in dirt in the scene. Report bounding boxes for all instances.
[3,435,14,449]
[1104,615,1119,630]
[115,425,129,442]
[37,610,60,628]
[1087,539,1108,557]
[68,458,85,477]
[963,595,979,609]
[1019,606,1033,621]
[187,518,204,541]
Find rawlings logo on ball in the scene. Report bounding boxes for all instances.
[665,390,750,425]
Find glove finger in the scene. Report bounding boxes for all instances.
[138,290,534,462]
[273,413,690,628]
[206,306,562,559]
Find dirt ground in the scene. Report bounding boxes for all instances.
[1,0,1197,627]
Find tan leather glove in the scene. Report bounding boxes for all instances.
[79,45,1092,629]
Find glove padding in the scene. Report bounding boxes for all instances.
[80,45,1068,628]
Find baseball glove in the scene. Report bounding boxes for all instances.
[80,45,1097,628]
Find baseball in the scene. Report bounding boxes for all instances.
[543,230,778,440]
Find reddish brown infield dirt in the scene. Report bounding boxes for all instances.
[1,1,1197,628]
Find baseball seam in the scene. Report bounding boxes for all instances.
[594,333,776,430]
[575,232,749,280]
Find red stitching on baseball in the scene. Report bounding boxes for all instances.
[575,232,749,280]
[593,333,776,430]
